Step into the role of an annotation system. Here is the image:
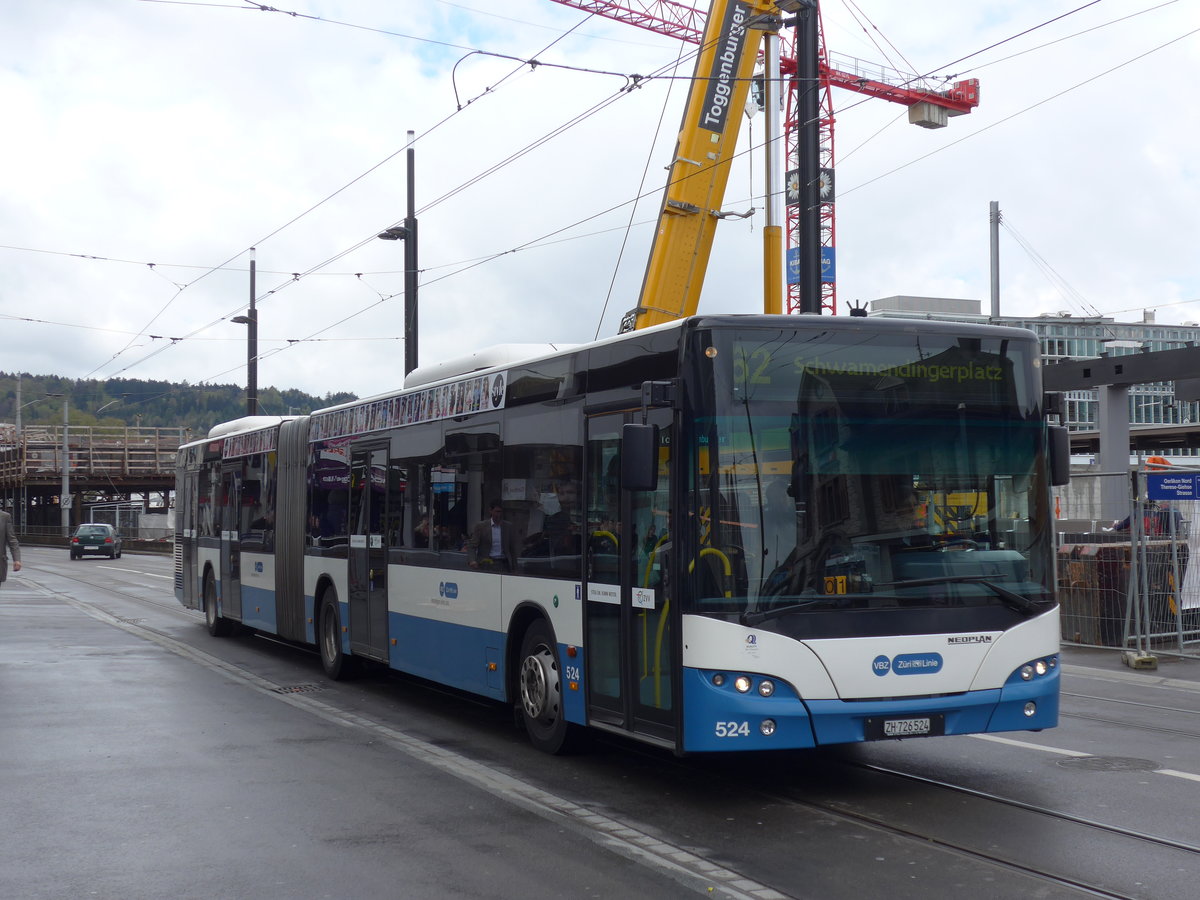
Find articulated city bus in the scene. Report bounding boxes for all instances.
[174,315,1068,754]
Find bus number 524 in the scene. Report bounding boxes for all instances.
[715,721,749,738]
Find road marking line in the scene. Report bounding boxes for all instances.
[96,565,173,579]
[969,733,1089,757]
[1155,768,1200,783]
[46,586,781,900]
[970,733,1200,784]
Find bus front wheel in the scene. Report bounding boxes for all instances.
[518,620,575,754]
[204,571,232,637]
[319,592,353,680]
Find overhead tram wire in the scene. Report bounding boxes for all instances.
[1000,218,1094,316]
[97,7,646,386]
[255,1,1200,372]
[143,0,480,54]
[180,37,787,370]
[238,16,632,304]
[228,0,1192,355]
[840,24,1200,200]
[831,0,1115,123]
[238,44,789,359]
[5,19,690,395]
[943,0,1183,78]
[1000,215,1124,344]
[56,1,1137,385]
[86,2,598,381]
[79,6,610,385]
[839,0,921,78]
[59,5,914,383]
[417,53,708,217]
[837,1,1183,168]
[207,40,715,353]
[595,37,689,340]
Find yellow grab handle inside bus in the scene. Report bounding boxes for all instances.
[688,547,732,599]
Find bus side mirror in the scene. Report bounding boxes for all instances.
[1049,425,1071,486]
[622,423,659,492]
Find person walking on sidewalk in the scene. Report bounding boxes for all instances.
[0,509,21,588]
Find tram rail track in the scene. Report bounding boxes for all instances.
[1061,689,1200,739]
[694,748,1197,899]
[16,550,1200,899]
[1060,710,1200,740]
[18,551,187,618]
[846,758,1200,856]
[605,722,1200,899]
[1063,691,1200,716]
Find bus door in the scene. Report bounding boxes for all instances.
[584,409,675,745]
[348,446,389,662]
[178,468,198,608]
[219,466,243,621]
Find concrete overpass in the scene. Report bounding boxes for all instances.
[0,422,186,535]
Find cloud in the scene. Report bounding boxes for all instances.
[1,0,1198,407]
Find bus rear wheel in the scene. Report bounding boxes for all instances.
[319,591,354,680]
[518,620,576,754]
[204,571,232,637]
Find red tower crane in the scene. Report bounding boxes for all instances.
[547,0,979,315]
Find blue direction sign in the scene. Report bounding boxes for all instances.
[1147,473,1198,500]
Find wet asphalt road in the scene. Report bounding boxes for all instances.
[3,546,1199,899]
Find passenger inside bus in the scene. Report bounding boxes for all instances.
[467,501,519,572]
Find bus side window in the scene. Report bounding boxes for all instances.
[308,440,350,549]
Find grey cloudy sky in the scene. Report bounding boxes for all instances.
[2,0,1197,406]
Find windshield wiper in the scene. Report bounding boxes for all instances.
[879,574,1043,616]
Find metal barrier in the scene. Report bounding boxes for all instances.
[1055,467,1200,660]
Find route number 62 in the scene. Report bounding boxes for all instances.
[714,720,750,738]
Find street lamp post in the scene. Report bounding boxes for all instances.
[232,247,259,416]
[378,129,419,376]
[61,398,70,535]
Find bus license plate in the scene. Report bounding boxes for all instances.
[864,714,945,741]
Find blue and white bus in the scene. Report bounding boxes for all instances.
[174,314,1069,754]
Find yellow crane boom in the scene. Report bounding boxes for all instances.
[618,0,776,332]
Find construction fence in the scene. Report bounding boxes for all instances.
[1055,468,1200,660]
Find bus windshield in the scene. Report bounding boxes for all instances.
[681,325,1055,626]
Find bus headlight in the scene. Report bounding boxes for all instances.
[712,673,726,687]
[760,719,777,736]
[758,679,775,697]
[1024,702,1037,717]
[734,675,753,693]
[1020,665,1035,681]
[1034,659,1049,676]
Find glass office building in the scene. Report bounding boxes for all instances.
[869,296,1200,434]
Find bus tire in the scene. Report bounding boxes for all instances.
[204,570,232,637]
[518,619,576,754]
[319,591,354,680]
